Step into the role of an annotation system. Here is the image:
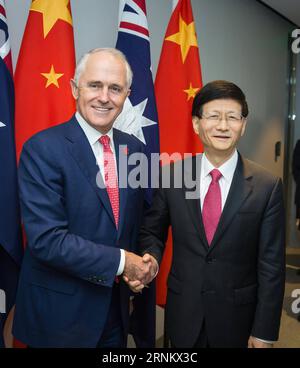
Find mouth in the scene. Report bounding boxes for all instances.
[92,106,113,114]
[213,135,230,140]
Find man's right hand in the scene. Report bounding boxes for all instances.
[123,252,158,293]
[123,251,151,284]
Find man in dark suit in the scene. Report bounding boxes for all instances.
[12,48,157,348]
[132,80,285,348]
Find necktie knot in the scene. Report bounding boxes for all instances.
[99,135,110,149]
[210,169,222,183]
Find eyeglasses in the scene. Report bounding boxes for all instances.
[200,112,244,124]
[77,82,127,96]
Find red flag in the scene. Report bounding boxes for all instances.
[13,0,75,348]
[155,0,203,306]
[14,0,76,159]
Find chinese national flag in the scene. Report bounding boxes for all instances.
[155,0,203,306]
[14,0,76,159]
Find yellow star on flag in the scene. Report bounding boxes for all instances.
[31,0,72,38]
[165,14,198,63]
[183,83,200,101]
[41,65,64,88]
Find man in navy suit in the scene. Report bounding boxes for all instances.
[13,48,158,348]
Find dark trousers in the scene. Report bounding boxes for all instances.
[193,322,209,348]
[171,321,209,348]
[96,324,125,348]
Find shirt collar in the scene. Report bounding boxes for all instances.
[202,150,238,182]
[75,112,114,146]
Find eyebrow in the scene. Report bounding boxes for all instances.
[87,81,124,87]
[87,80,101,85]
[206,109,241,113]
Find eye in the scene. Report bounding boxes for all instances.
[227,115,241,121]
[88,82,100,90]
[208,114,220,120]
[109,85,123,94]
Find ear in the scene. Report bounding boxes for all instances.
[70,79,79,100]
[240,118,247,137]
[192,116,200,135]
[126,89,131,98]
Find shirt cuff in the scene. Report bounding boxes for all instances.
[116,249,125,276]
[253,337,275,344]
[152,258,159,278]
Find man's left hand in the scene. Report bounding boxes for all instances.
[248,336,273,348]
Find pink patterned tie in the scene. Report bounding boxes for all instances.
[99,135,119,228]
[202,169,222,245]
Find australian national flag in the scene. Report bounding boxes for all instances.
[115,0,160,203]
[0,0,23,347]
[115,0,159,348]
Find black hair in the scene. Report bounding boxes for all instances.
[192,80,248,118]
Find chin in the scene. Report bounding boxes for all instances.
[89,122,111,132]
[213,144,231,151]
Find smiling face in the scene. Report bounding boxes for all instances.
[192,98,247,165]
[71,51,130,134]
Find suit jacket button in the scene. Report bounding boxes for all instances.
[206,257,216,264]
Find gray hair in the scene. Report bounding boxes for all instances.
[73,48,133,88]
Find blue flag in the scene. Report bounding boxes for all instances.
[0,3,23,347]
[116,0,159,348]
[115,0,160,203]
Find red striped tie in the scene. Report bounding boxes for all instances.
[99,135,119,228]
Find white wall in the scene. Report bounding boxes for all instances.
[192,0,293,178]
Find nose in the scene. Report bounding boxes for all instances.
[97,86,109,103]
[216,117,229,130]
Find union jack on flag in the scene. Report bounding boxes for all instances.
[0,0,12,73]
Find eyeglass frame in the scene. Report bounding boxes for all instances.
[199,111,246,124]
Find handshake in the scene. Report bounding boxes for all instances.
[122,251,158,293]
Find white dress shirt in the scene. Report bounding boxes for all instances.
[200,150,273,345]
[200,151,238,211]
[76,112,125,276]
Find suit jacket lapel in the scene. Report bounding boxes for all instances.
[183,154,209,250]
[64,116,115,226]
[208,154,253,252]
